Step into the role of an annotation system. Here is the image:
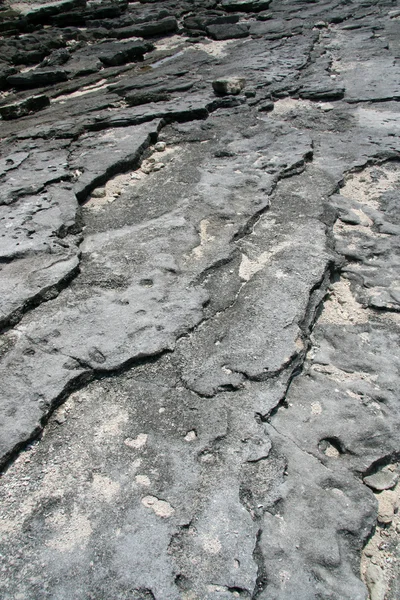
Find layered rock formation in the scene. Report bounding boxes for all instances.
[0,0,399,598]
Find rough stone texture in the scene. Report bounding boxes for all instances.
[207,23,250,40]
[6,68,68,88]
[0,0,400,599]
[212,76,247,95]
[0,93,49,119]
[96,39,155,66]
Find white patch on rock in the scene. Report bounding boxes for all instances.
[91,473,120,502]
[96,410,129,438]
[141,495,175,518]
[124,433,148,449]
[364,564,387,600]
[46,506,92,552]
[135,475,151,487]
[202,535,222,554]
[319,279,368,325]
[192,219,215,258]
[239,242,291,281]
[311,401,322,416]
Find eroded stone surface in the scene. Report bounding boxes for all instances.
[0,0,400,598]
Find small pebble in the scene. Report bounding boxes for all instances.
[91,187,106,198]
[154,142,166,152]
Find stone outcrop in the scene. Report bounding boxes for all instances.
[0,0,399,599]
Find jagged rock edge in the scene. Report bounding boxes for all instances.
[0,101,312,473]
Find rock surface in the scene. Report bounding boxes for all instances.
[0,0,399,599]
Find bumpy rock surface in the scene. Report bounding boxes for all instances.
[0,0,399,599]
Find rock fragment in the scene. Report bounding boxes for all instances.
[364,466,399,492]
[364,564,387,600]
[97,39,154,67]
[114,16,178,39]
[258,100,274,112]
[154,142,166,152]
[377,491,397,525]
[0,94,50,120]
[124,90,170,106]
[141,495,175,518]
[212,77,246,95]
[6,69,68,89]
[206,23,249,40]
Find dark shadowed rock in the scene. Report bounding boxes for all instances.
[258,99,274,111]
[97,39,154,66]
[6,68,68,89]
[39,47,70,67]
[114,16,177,39]
[124,90,171,106]
[300,82,345,100]
[0,66,16,90]
[206,22,249,39]
[0,94,49,119]
[19,0,87,22]
[184,13,240,31]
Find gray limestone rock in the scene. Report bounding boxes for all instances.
[206,23,249,40]
[0,93,50,119]
[114,16,178,39]
[0,141,71,205]
[212,77,246,95]
[0,1,400,598]
[6,68,68,89]
[96,39,154,67]
[364,467,399,492]
[69,120,162,201]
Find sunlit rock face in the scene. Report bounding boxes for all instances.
[0,1,399,599]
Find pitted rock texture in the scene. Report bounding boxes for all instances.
[0,0,399,599]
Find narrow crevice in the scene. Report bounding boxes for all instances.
[234,154,314,244]
[73,130,160,203]
[232,200,272,243]
[368,304,400,315]
[268,420,331,472]
[338,155,400,184]
[191,250,239,287]
[231,261,335,391]
[251,529,268,599]
[226,586,252,597]
[0,343,172,474]
[297,29,323,73]
[0,368,93,473]
[262,364,302,423]
[298,261,335,335]
[231,349,305,387]
[0,259,81,335]
[266,153,400,430]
